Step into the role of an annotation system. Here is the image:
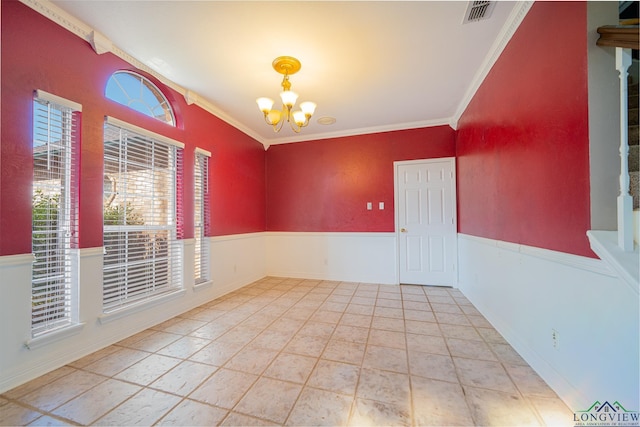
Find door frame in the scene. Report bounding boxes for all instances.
[393,157,458,286]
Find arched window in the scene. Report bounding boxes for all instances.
[106,71,175,126]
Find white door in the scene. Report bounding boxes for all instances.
[396,158,457,286]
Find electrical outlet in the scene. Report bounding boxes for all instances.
[552,329,560,350]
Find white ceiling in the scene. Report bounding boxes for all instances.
[48,0,524,146]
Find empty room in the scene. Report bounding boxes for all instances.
[1,0,638,425]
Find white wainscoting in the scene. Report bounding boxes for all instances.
[457,233,640,412]
[265,232,398,285]
[0,233,266,393]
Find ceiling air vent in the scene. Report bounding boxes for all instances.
[463,1,496,24]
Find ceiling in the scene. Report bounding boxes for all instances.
[47,0,525,147]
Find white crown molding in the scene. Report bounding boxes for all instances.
[19,0,268,149]
[450,1,534,128]
[263,117,453,147]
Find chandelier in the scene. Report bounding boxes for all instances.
[256,56,316,133]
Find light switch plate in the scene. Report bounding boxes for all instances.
[379,202,384,210]
[367,202,372,210]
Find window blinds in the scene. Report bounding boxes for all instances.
[32,94,80,336]
[194,149,211,284]
[103,121,183,312]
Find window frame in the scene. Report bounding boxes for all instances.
[194,148,211,286]
[31,90,81,339]
[102,116,184,315]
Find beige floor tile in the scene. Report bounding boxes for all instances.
[150,360,217,396]
[221,411,278,426]
[263,352,317,384]
[345,303,375,315]
[114,353,181,386]
[430,302,463,314]
[189,368,257,409]
[116,329,157,348]
[349,397,411,426]
[447,337,498,361]
[188,321,232,340]
[378,291,401,300]
[282,306,314,321]
[411,376,474,426]
[434,312,472,326]
[464,386,541,426]
[439,324,483,341]
[51,379,141,425]
[322,340,365,365]
[216,325,261,346]
[157,398,228,426]
[362,345,408,373]
[223,346,278,375]
[529,396,575,427]
[310,309,343,324]
[376,298,403,309]
[94,388,181,426]
[427,295,457,305]
[321,301,348,313]
[407,333,449,355]
[351,296,376,306]
[19,370,106,412]
[340,313,372,328]
[284,334,329,357]
[374,306,404,319]
[368,329,406,349]
[401,293,428,303]
[404,309,437,322]
[286,387,353,426]
[476,327,508,344]
[248,329,294,351]
[188,339,243,366]
[234,377,302,424]
[454,358,518,393]
[467,314,494,328]
[402,300,431,311]
[371,316,404,332]
[156,335,210,359]
[0,402,43,426]
[356,368,410,407]
[354,290,378,299]
[26,414,70,426]
[297,321,336,339]
[160,318,208,335]
[408,351,457,382]
[308,359,360,395]
[125,331,182,352]
[84,347,151,376]
[2,366,77,399]
[404,320,441,336]
[505,364,558,398]
[490,342,528,365]
[333,325,369,343]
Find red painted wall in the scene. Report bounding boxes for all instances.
[266,127,456,232]
[0,1,265,256]
[456,2,593,257]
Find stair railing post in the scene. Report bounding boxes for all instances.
[616,47,633,251]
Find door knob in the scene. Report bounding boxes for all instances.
[400,228,407,233]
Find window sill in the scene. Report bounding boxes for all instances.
[587,230,639,296]
[193,279,213,291]
[25,322,85,350]
[99,289,186,324]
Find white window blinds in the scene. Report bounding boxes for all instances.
[194,148,211,284]
[32,92,80,337]
[103,120,183,312]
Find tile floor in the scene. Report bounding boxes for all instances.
[1,277,574,426]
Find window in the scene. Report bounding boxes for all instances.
[102,117,183,313]
[194,148,211,285]
[105,71,175,126]
[32,91,80,337]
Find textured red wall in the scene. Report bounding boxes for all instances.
[266,127,456,232]
[0,1,265,255]
[456,2,593,257]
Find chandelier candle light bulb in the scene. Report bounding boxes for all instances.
[256,56,316,133]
